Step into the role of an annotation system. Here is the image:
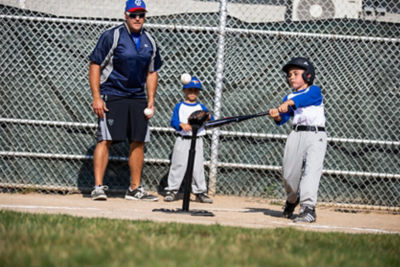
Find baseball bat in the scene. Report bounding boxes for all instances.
[204,111,268,129]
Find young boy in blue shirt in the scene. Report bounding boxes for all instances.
[269,57,327,223]
[164,76,214,203]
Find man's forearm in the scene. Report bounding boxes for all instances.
[146,71,158,106]
[89,62,101,100]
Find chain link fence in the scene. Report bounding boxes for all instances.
[1,0,399,208]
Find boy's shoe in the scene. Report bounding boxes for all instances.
[196,193,213,204]
[125,186,159,201]
[293,206,316,223]
[164,191,178,202]
[282,197,299,218]
[91,185,109,201]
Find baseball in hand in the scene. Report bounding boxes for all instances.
[180,73,191,84]
[144,108,153,116]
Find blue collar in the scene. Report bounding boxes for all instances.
[183,101,199,106]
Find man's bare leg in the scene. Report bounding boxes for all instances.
[94,140,112,186]
[91,140,112,200]
[128,141,145,190]
[125,141,158,201]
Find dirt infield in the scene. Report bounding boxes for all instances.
[1,193,399,234]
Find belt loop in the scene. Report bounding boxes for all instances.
[295,124,299,132]
[314,125,318,133]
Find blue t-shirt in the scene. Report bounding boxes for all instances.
[131,32,141,50]
[171,101,214,137]
[89,24,162,98]
[277,85,325,127]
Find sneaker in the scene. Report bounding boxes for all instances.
[164,191,178,202]
[293,206,316,223]
[196,193,213,204]
[91,185,108,201]
[125,186,159,201]
[282,197,299,218]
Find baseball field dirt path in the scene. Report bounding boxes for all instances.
[1,193,399,234]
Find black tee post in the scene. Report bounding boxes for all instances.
[182,125,199,212]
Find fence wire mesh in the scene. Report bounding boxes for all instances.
[0,0,399,208]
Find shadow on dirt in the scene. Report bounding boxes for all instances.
[244,207,283,218]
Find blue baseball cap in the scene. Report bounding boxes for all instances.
[125,0,146,12]
[183,76,203,90]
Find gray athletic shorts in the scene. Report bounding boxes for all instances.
[96,95,150,143]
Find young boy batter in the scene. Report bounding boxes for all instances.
[164,76,213,203]
[269,57,327,223]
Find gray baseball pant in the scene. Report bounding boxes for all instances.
[282,130,327,208]
[165,136,207,194]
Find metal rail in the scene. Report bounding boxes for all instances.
[1,150,399,179]
[1,14,399,43]
[1,118,399,146]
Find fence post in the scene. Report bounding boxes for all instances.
[209,0,228,195]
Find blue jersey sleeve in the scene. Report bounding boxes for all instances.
[88,29,114,65]
[290,85,323,108]
[276,95,293,126]
[152,45,163,72]
[200,103,214,121]
[170,103,182,131]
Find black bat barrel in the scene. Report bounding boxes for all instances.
[204,112,268,129]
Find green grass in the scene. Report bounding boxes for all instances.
[0,210,399,267]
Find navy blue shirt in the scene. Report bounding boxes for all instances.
[89,23,162,98]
